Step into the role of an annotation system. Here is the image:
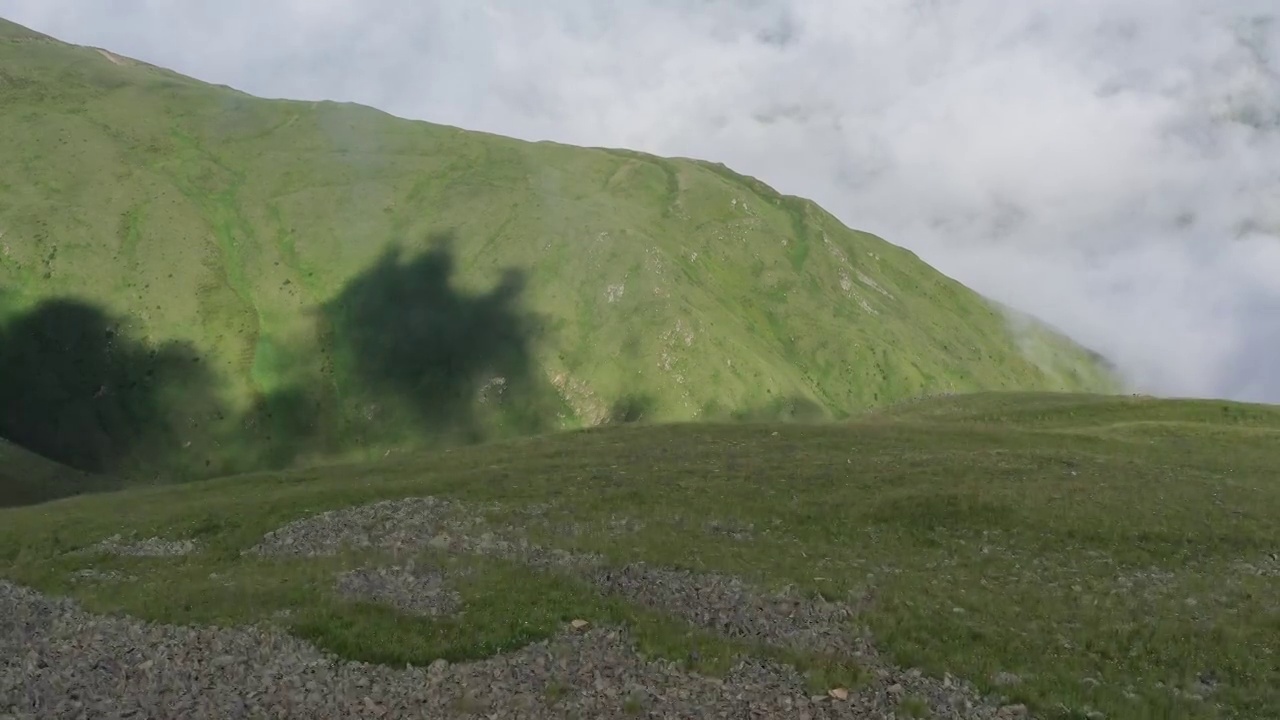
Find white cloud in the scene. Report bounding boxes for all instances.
[3,0,1278,402]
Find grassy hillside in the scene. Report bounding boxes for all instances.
[0,17,1118,485]
[0,437,104,508]
[3,393,1277,718]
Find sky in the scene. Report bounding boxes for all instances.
[4,1,1279,403]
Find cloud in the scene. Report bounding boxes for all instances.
[3,0,1278,402]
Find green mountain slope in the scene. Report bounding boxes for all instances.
[2,394,1277,717]
[0,18,1118,481]
[0,437,104,508]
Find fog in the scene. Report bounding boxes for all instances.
[4,0,1277,402]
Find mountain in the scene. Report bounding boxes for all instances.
[0,17,1118,482]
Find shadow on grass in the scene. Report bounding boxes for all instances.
[0,230,563,504]
[730,395,829,423]
[0,298,224,494]
[0,230,855,508]
[609,393,656,424]
[313,232,559,444]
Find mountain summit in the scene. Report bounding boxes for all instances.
[0,17,1117,480]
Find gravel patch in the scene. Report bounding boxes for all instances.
[252,498,872,658]
[1234,552,1280,578]
[424,528,601,571]
[250,496,464,557]
[703,519,755,541]
[1112,567,1178,596]
[250,496,600,571]
[234,497,1033,716]
[250,497,871,651]
[87,534,198,557]
[590,563,866,657]
[0,579,1013,719]
[606,516,646,534]
[334,564,460,617]
[68,569,136,584]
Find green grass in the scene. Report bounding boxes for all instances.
[3,393,1278,718]
[0,16,1119,493]
[900,694,934,717]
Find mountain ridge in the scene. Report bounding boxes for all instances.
[0,16,1119,485]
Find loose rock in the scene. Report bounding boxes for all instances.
[588,563,867,657]
[69,569,136,583]
[86,534,198,557]
[145,496,1030,718]
[0,579,1015,718]
[334,565,460,617]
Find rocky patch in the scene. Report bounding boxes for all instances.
[1,579,1013,719]
[589,563,866,657]
[87,534,198,557]
[4,496,1038,717]
[334,564,461,617]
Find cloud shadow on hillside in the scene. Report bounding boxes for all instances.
[0,238,843,508]
[609,393,656,424]
[0,297,224,495]
[696,395,830,424]
[311,231,556,445]
[0,232,559,505]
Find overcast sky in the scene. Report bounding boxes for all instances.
[4,1,1279,403]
